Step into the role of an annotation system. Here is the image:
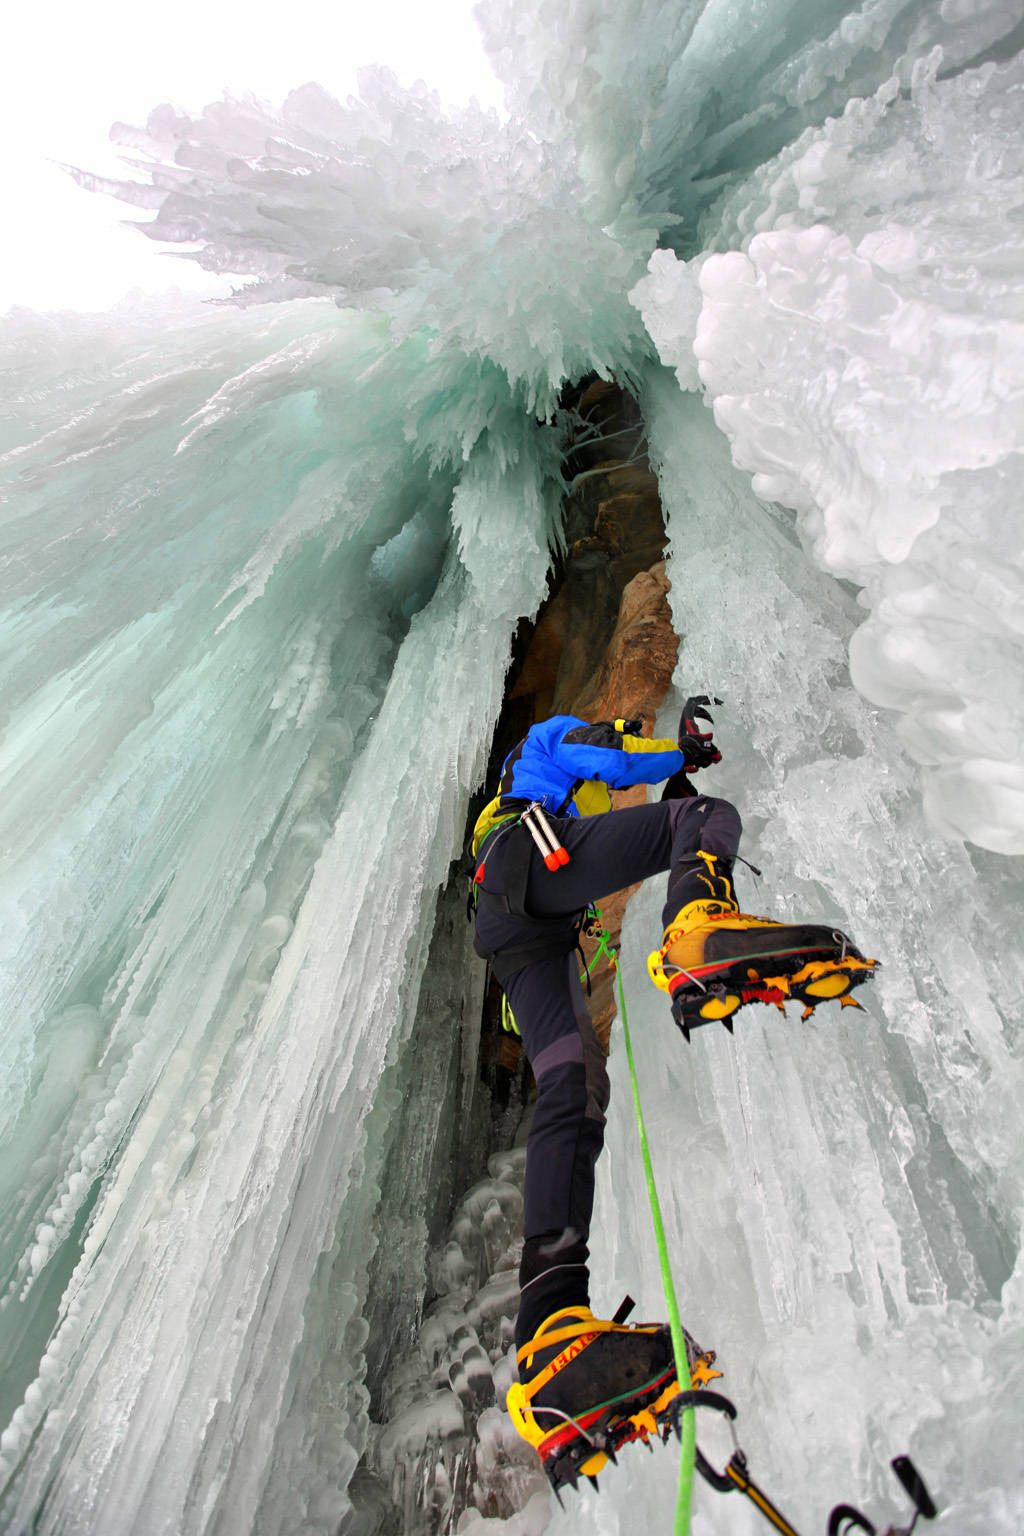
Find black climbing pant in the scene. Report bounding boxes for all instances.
[473,794,742,1346]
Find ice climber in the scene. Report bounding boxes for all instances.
[469,699,876,1490]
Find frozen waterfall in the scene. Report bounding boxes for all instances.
[1,2,1022,1534]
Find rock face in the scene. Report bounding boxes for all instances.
[508,376,670,725]
[569,561,679,1044]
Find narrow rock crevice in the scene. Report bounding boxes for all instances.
[347,379,681,1533]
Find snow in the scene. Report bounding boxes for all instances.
[1,1,1022,1533]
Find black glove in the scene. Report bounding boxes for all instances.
[616,716,644,736]
[677,694,723,773]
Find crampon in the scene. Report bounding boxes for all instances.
[506,1300,721,1498]
[649,910,879,1041]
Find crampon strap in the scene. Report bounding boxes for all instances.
[515,1313,618,1403]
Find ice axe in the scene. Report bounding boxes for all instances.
[678,694,723,771]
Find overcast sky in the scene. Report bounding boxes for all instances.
[1,0,505,314]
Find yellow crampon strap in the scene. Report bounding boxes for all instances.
[516,1312,623,1371]
[512,1310,643,1419]
[507,1308,616,1462]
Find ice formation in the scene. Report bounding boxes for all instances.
[1,1,1023,1534]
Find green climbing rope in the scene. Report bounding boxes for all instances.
[611,936,697,1536]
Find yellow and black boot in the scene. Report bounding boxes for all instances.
[506,1304,719,1495]
[649,854,878,1039]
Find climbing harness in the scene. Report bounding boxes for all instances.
[499,906,617,1036]
[469,804,586,992]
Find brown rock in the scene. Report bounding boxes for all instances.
[573,561,677,727]
[509,584,567,719]
[566,562,679,1049]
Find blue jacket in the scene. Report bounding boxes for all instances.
[471,715,684,853]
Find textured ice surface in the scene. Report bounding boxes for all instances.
[631,50,1024,852]
[364,1148,548,1529]
[72,72,655,414]
[582,378,1024,1534]
[1,0,1023,1533]
[0,294,557,1532]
